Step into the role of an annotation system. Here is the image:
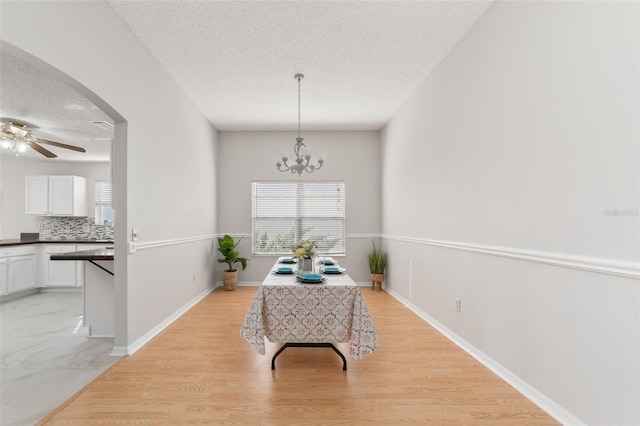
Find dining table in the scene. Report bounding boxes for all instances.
[240,257,380,370]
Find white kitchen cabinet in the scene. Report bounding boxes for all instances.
[42,244,81,288]
[25,175,88,216]
[0,258,8,295]
[0,246,37,296]
[9,255,37,292]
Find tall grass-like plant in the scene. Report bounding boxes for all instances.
[368,241,387,274]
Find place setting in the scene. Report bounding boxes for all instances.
[271,265,296,274]
[296,273,327,284]
[321,265,346,274]
[267,242,348,283]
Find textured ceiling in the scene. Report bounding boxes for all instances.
[0,51,113,162]
[0,1,492,162]
[108,0,493,131]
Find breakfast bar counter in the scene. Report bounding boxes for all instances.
[49,247,114,261]
[51,248,114,337]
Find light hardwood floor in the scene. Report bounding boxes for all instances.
[39,286,557,425]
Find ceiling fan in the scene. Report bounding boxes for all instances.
[0,120,86,158]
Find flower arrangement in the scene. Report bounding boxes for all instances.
[292,240,317,259]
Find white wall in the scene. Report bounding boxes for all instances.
[381,2,639,425]
[1,1,219,351]
[0,160,111,239]
[217,131,381,284]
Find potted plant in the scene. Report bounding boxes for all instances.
[217,234,249,291]
[368,241,387,291]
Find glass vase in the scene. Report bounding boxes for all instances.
[298,257,315,275]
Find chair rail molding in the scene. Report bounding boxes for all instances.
[133,234,218,251]
[383,235,639,280]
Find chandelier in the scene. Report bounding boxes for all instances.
[276,73,324,176]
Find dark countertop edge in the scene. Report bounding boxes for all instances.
[0,239,114,247]
[50,248,114,261]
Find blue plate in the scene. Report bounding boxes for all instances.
[319,260,334,265]
[299,273,322,280]
[280,258,296,264]
[323,267,341,274]
[298,273,324,283]
[276,267,293,274]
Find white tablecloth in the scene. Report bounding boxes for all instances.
[240,258,379,360]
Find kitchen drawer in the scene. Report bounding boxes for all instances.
[44,244,78,254]
[0,246,37,258]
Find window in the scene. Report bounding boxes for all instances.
[252,181,345,255]
[95,180,114,225]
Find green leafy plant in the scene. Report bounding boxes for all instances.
[368,241,387,274]
[217,234,249,272]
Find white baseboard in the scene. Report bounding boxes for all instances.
[39,287,82,293]
[0,288,40,302]
[384,287,585,426]
[122,285,215,356]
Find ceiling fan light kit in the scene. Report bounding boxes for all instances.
[276,73,324,176]
[0,120,86,158]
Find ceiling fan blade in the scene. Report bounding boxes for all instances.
[37,138,86,153]
[27,141,57,158]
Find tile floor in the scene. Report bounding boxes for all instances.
[0,292,120,425]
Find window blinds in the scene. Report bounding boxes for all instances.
[95,181,111,205]
[252,181,345,255]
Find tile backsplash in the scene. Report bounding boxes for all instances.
[39,217,114,240]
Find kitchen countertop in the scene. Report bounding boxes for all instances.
[50,248,114,261]
[0,239,114,247]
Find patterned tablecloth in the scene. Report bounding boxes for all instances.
[240,258,380,360]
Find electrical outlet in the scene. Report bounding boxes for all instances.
[192,274,196,283]
[455,298,462,312]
